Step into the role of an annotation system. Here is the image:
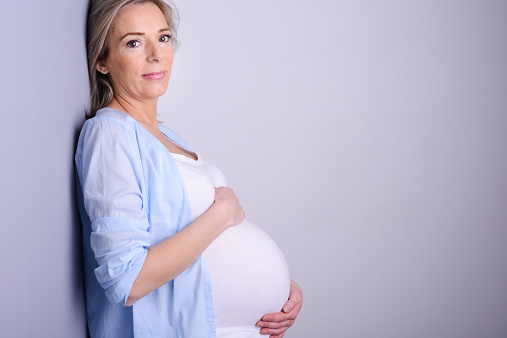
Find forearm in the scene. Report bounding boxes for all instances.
[126,206,227,306]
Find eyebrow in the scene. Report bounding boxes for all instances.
[120,28,171,41]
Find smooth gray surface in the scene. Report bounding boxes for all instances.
[1,0,506,337]
[0,0,89,337]
[159,1,507,337]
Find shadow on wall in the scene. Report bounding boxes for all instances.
[74,2,91,334]
[72,120,89,337]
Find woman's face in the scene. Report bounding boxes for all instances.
[97,2,174,103]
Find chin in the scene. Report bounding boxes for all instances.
[146,85,169,98]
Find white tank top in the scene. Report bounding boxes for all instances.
[171,153,291,337]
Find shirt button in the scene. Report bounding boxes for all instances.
[206,283,210,291]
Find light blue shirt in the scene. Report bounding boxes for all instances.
[75,107,216,337]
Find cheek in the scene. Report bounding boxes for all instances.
[111,58,142,81]
[109,49,141,69]
[164,45,174,65]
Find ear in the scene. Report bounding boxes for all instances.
[95,60,109,74]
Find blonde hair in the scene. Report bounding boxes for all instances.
[86,0,179,118]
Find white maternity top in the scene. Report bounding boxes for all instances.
[171,153,291,338]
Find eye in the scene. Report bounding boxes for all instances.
[126,40,140,48]
[159,34,172,43]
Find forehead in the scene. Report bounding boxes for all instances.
[112,2,169,36]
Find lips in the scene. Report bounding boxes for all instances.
[142,71,166,80]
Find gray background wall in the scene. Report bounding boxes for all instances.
[0,0,89,337]
[161,1,507,337]
[0,0,506,337]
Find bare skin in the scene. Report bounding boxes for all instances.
[127,185,244,305]
[97,1,302,333]
[108,100,198,160]
[256,280,303,337]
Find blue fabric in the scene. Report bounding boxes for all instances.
[75,107,216,338]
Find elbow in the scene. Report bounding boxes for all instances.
[125,278,144,306]
[125,290,140,307]
[125,297,136,307]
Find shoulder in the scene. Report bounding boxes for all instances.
[84,107,137,131]
[76,108,140,157]
[78,107,139,145]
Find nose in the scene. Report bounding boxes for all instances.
[147,41,163,63]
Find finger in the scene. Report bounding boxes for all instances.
[258,312,286,323]
[283,298,303,316]
[261,307,299,323]
[282,297,299,314]
[283,281,303,313]
[256,319,294,329]
[259,325,289,336]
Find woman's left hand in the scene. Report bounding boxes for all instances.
[255,279,303,337]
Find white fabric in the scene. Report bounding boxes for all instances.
[216,327,264,338]
[171,153,291,337]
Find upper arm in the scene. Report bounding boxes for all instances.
[76,118,150,305]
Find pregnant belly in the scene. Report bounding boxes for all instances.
[203,220,291,329]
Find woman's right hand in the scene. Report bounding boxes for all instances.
[212,187,245,229]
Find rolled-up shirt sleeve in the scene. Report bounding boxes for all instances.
[77,117,150,305]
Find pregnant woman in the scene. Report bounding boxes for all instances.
[75,1,302,337]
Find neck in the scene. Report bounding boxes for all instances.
[107,93,159,128]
